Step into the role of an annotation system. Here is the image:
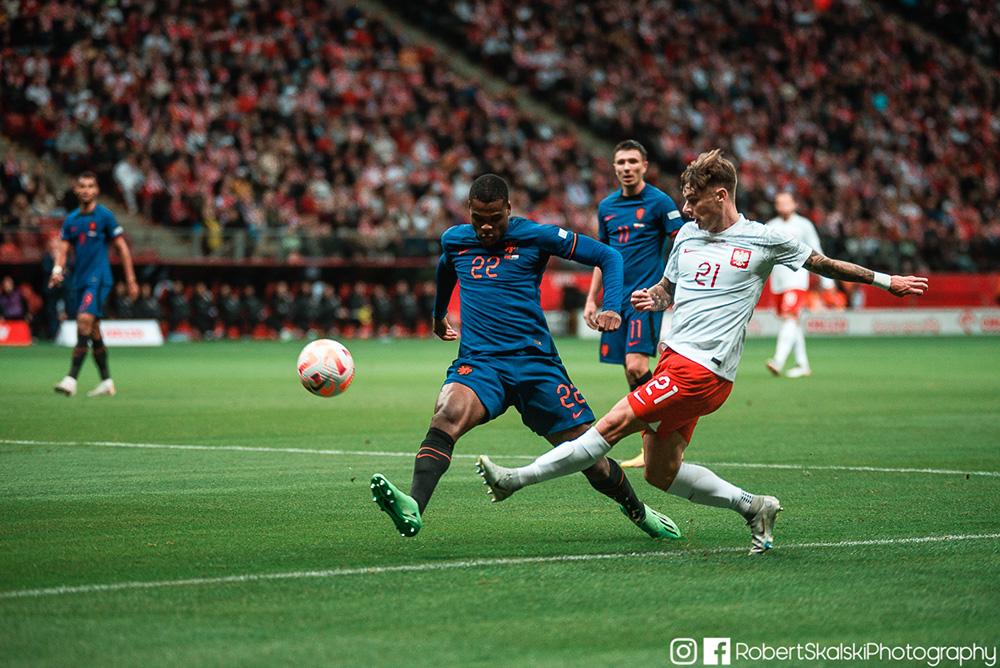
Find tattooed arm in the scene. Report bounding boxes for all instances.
[630,277,676,312]
[802,251,928,297]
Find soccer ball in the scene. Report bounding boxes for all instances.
[297,339,355,397]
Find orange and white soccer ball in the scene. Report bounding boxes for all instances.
[297,339,355,397]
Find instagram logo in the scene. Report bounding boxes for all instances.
[669,638,698,665]
[703,637,732,665]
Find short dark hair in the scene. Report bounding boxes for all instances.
[469,174,509,204]
[77,171,98,182]
[613,140,647,161]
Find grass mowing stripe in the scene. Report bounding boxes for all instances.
[3,438,1000,478]
[3,532,999,601]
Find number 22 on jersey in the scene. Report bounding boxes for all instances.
[470,256,500,279]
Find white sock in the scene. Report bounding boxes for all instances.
[773,319,797,368]
[666,463,754,515]
[792,323,809,370]
[514,427,612,488]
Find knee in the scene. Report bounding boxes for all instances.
[643,467,675,492]
[77,321,93,337]
[429,404,466,437]
[624,360,649,384]
[643,459,681,492]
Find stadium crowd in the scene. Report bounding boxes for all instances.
[394,0,1000,272]
[1,0,617,261]
[1,0,997,272]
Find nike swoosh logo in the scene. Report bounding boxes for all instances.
[571,409,585,419]
[603,215,615,221]
[458,249,471,255]
[682,248,695,253]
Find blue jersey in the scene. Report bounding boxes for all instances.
[60,204,122,288]
[435,216,623,357]
[597,184,684,308]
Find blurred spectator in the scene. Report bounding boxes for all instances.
[371,284,394,335]
[318,283,344,334]
[293,281,320,333]
[191,282,218,338]
[0,276,27,320]
[218,284,243,335]
[134,283,162,320]
[113,153,145,215]
[167,280,191,333]
[394,279,420,333]
[240,285,265,334]
[268,281,294,335]
[112,282,135,319]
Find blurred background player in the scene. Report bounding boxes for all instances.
[584,140,685,468]
[477,150,928,554]
[370,174,680,540]
[49,172,138,397]
[765,192,834,378]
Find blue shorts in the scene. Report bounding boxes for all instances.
[444,352,595,436]
[599,307,662,364]
[72,282,112,318]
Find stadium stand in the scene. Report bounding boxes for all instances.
[1,0,618,261]
[389,0,1000,271]
[1,0,997,273]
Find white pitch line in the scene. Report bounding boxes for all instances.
[2,438,999,478]
[2,532,999,601]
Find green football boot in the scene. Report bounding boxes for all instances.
[371,473,422,537]
[623,503,682,540]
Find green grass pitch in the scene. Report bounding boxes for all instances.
[1,337,999,666]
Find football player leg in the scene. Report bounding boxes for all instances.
[618,312,656,467]
[87,317,116,397]
[642,428,781,555]
[372,380,489,537]
[543,424,680,540]
[54,292,97,396]
[619,353,652,468]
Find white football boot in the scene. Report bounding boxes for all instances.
[87,379,117,397]
[765,359,782,376]
[53,376,77,396]
[745,495,783,555]
[785,367,812,379]
[475,455,519,502]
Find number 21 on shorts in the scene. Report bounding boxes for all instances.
[635,375,679,405]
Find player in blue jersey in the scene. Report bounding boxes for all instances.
[370,174,681,540]
[49,172,138,397]
[584,140,685,468]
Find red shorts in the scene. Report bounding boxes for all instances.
[626,350,733,442]
[777,289,808,317]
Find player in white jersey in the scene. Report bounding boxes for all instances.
[765,193,834,378]
[476,149,928,554]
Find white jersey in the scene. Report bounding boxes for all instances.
[765,213,826,293]
[664,216,812,381]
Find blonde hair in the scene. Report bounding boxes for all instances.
[681,149,738,197]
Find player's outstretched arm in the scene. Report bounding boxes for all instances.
[567,233,623,332]
[631,278,675,312]
[802,251,928,297]
[113,236,139,299]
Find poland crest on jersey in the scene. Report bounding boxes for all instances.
[730,247,752,269]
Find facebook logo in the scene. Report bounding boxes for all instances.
[703,638,732,665]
